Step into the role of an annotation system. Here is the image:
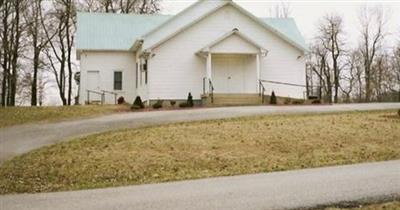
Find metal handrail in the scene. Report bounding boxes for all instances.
[259,79,322,100]
[209,79,215,103]
[86,89,120,105]
[101,90,118,104]
[86,89,105,105]
[258,80,266,103]
[259,79,306,87]
[203,77,215,103]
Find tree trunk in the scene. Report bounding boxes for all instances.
[31,50,39,106]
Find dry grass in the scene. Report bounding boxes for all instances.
[325,200,400,210]
[0,105,129,128]
[0,110,399,194]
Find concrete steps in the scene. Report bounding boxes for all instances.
[203,93,263,106]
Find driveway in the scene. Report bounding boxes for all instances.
[1,103,400,163]
[1,160,399,210]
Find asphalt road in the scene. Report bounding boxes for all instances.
[1,103,400,163]
[1,160,399,210]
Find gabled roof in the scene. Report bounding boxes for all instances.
[76,13,171,51]
[261,18,307,52]
[198,28,267,54]
[139,0,308,53]
[77,1,308,53]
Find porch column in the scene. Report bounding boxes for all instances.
[256,53,261,92]
[206,52,212,80]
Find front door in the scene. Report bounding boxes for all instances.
[212,55,245,93]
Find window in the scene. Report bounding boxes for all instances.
[138,58,148,86]
[114,71,122,90]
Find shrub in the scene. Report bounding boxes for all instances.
[292,99,305,105]
[117,96,125,104]
[179,102,190,108]
[170,100,176,107]
[270,91,277,105]
[152,100,163,109]
[187,92,194,107]
[284,98,291,105]
[312,99,321,104]
[398,109,400,117]
[131,105,142,110]
[131,96,144,109]
[179,93,195,108]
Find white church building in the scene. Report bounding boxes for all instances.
[76,0,308,105]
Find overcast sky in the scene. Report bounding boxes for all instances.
[160,0,400,47]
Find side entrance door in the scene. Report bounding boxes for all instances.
[87,70,101,101]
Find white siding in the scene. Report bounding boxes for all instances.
[210,34,259,54]
[143,0,227,50]
[79,51,136,104]
[149,5,306,100]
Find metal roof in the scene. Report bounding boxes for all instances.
[77,13,307,52]
[261,18,307,51]
[77,13,171,51]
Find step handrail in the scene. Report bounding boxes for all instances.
[203,77,215,103]
[101,90,118,104]
[86,89,105,105]
[259,79,322,100]
[258,80,266,103]
[87,89,119,105]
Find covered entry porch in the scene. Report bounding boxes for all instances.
[198,28,268,105]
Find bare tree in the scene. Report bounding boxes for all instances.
[78,0,161,14]
[309,41,332,102]
[269,1,291,18]
[24,0,56,106]
[318,14,345,103]
[372,52,393,101]
[0,0,27,106]
[390,43,400,101]
[358,6,388,102]
[42,0,76,106]
[340,51,362,102]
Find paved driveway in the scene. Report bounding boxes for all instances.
[1,103,400,163]
[1,160,399,210]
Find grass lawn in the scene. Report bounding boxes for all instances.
[0,110,399,194]
[0,105,129,128]
[325,200,400,210]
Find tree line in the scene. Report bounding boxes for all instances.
[0,0,160,107]
[307,7,400,103]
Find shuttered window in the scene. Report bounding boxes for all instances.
[114,71,122,90]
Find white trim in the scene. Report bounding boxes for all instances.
[197,28,268,54]
[141,1,206,39]
[228,1,307,52]
[143,2,229,51]
[206,52,212,81]
[139,0,307,53]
